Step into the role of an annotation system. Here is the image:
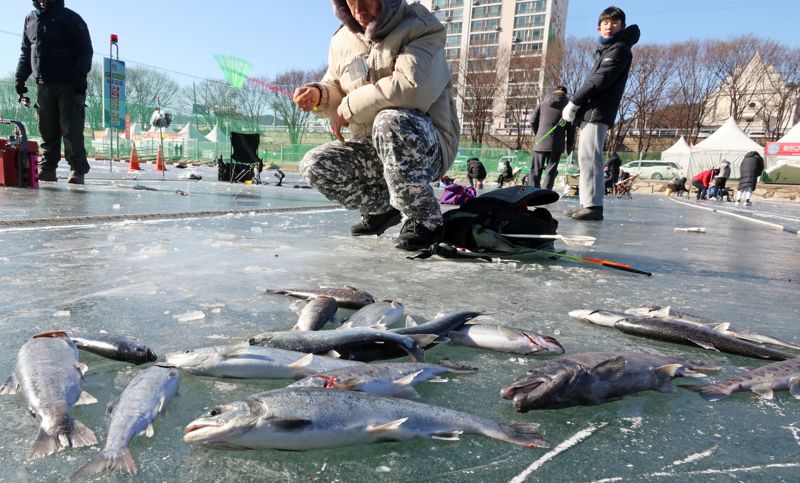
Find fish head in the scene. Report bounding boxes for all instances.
[623,306,669,318]
[568,309,629,327]
[164,346,220,371]
[183,400,261,448]
[519,331,565,355]
[500,365,572,412]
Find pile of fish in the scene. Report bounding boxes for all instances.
[2,287,798,478]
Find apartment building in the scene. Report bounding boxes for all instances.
[415,0,569,135]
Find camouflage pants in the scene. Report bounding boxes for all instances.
[300,109,444,230]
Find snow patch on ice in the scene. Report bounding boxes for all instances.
[173,311,205,323]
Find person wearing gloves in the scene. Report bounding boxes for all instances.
[294,0,459,251]
[561,6,640,220]
[529,86,575,191]
[15,0,93,184]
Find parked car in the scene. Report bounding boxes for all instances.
[621,160,682,180]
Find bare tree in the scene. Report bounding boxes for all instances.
[505,53,541,150]
[550,37,597,98]
[457,45,508,145]
[85,63,103,131]
[754,44,800,140]
[266,67,326,145]
[126,65,180,126]
[667,40,718,143]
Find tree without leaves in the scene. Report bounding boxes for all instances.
[266,67,327,145]
[457,46,509,145]
[125,66,180,127]
[505,53,541,150]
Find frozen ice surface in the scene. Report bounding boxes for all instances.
[1,164,799,481]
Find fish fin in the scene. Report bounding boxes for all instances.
[139,423,155,438]
[405,316,418,328]
[370,321,388,331]
[99,329,108,334]
[340,321,354,329]
[219,342,254,359]
[590,356,627,381]
[77,363,89,376]
[394,370,423,386]
[650,306,671,318]
[433,335,451,344]
[326,350,341,359]
[689,339,719,351]
[267,418,314,431]
[367,417,408,433]
[289,353,314,369]
[27,419,97,460]
[437,359,478,373]
[675,368,709,379]
[289,299,305,314]
[157,395,168,415]
[710,323,731,333]
[0,375,19,395]
[431,431,463,441]
[446,331,469,345]
[682,384,729,402]
[428,377,449,383]
[77,390,98,406]
[751,384,774,400]
[71,447,138,478]
[789,377,800,399]
[654,363,683,378]
[407,334,438,348]
[499,422,549,448]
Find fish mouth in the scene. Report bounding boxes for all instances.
[526,336,565,355]
[183,420,224,441]
[145,349,158,362]
[500,379,544,400]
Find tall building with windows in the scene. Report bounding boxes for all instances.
[415,0,569,136]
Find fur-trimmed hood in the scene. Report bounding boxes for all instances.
[332,0,406,40]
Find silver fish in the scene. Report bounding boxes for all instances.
[266,286,375,309]
[501,352,719,411]
[70,332,157,365]
[448,324,565,355]
[0,331,97,460]
[165,344,362,379]
[686,357,800,402]
[288,360,477,398]
[569,309,793,361]
[183,387,547,450]
[624,306,800,351]
[340,300,404,329]
[248,328,435,362]
[71,365,180,478]
[292,297,338,331]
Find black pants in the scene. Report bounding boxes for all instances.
[37,84,90,174]
[529,151,562,190]
[692,180,706,200]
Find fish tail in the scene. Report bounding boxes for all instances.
[494,422,549,448]
[71,448,138,479]
[683,383,732,402]
[437,359,478,373]
[27,419,97,460]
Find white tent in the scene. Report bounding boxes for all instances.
[688,117,763,178]
[129,122,141,139]
[205,124,224,143]
[764,121,800,184]
[660,136,692,173]
[177,121,205,140]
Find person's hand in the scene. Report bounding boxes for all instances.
[562,101,579,123]
[330,104,349,143]
[293,86,321,112]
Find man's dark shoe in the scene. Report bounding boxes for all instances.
[570,206,603,221]
[350,208,402,236]
[38,168,58,182]
[395,219,443,251]
[67,171,85,185]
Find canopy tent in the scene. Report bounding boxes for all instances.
[687,117,763,178]
[660,136,692,173]
[764,121,800,184]
[177,121,205,140]
[129,122,141,140]
[205,124,225,143]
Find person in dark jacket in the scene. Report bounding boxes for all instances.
[16,0,93,184]
[604,152,622,193]
[496,159,514,188]
[736,151,764,207]
[528,86,575,190]
[466,157,487,189]
[562,6,640,221]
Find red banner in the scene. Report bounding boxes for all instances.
[766,142,800,156]
[125,115,131,140]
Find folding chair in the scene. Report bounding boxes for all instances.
[615,174,638,199]
[220,132,262,183]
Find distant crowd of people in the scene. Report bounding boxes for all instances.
[687,151,764,206]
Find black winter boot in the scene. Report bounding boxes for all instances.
[38,168,58,182]
[570,206,603,221]
[395,219,443,251]
[67,171,85,184]
[350,208,402,236]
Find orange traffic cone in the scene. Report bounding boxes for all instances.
[155,146,167,172]
[128,144,142,170]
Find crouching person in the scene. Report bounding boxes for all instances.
[295,0,459,251]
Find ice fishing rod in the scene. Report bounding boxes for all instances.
[531,119,567,146]
[539,249,653,276]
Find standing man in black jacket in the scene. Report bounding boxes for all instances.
[529,86,575,190]
[16,0,93,184]
[562,6,639,220]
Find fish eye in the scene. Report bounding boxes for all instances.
[185,350,192,354]
[209,407,222,417]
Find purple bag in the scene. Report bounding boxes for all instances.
[439,184,477,205]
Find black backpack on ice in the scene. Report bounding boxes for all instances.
[412,186,560,261]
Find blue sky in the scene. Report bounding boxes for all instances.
[1,0,798,85]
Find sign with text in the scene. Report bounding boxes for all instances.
[766,142,800,156]
[103,58,126,130]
